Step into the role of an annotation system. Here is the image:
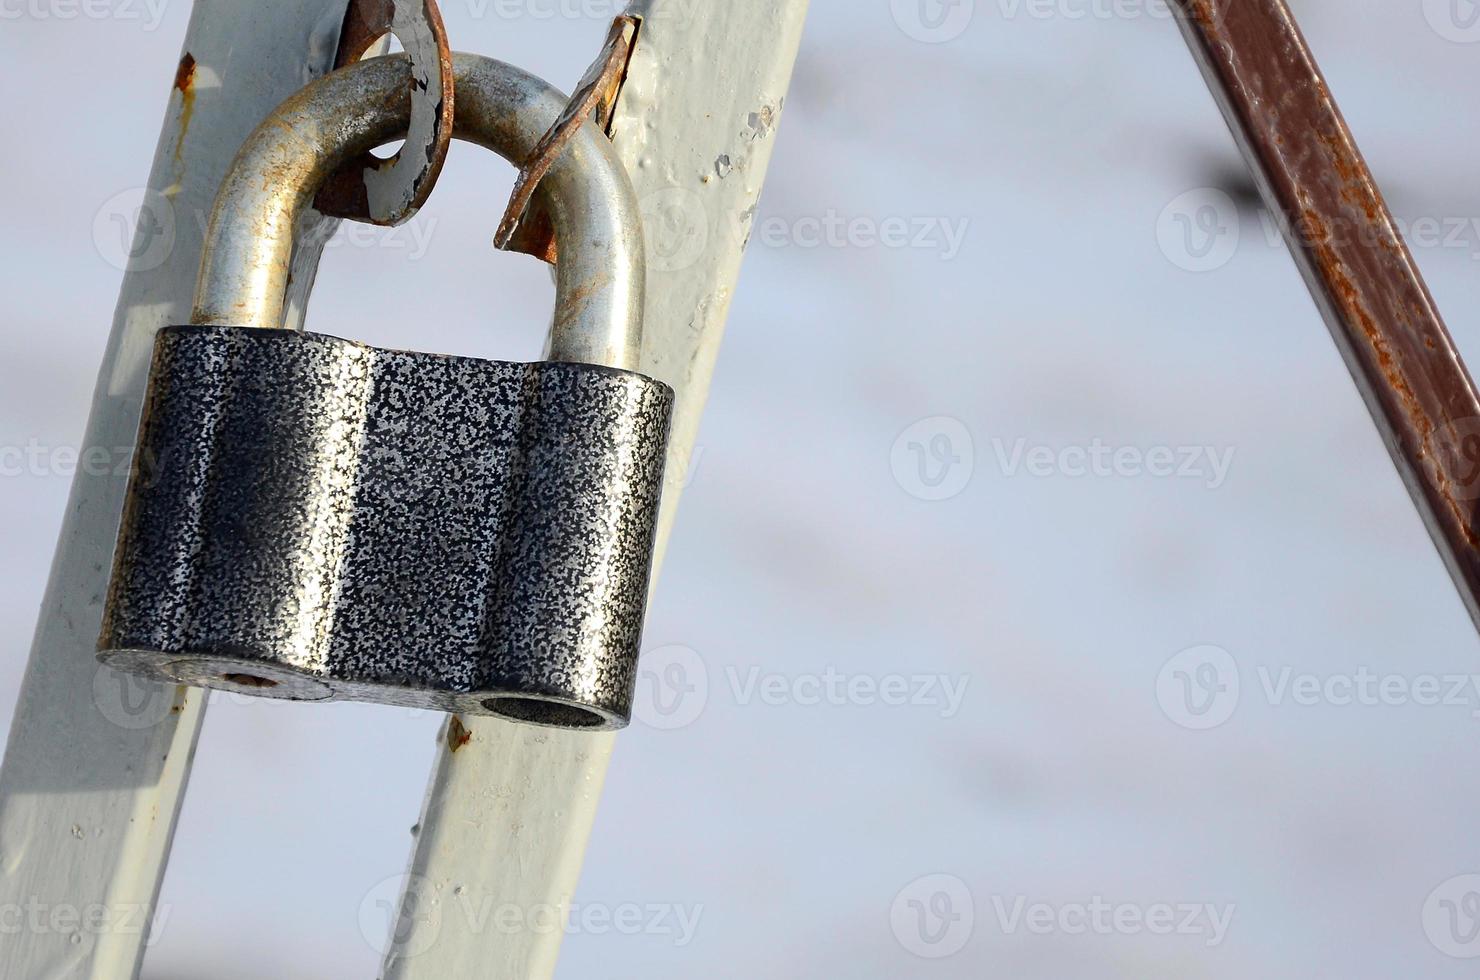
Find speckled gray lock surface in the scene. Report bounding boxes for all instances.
[98,325,673,731]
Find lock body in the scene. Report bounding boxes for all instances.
[102,326,671,730]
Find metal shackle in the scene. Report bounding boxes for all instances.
[194,52,644,371]
[98,53,673,731]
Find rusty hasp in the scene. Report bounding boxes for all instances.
[314,0,454,226]
[496,14,639,263]
[1169,0,1480,628]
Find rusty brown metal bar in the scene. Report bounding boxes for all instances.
[314,0,455,226]
[1170,0,1480,629]
[496,14,639,264]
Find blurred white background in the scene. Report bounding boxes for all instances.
[5,0,1480,976]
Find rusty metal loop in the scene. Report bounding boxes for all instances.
[193,53,645,371]
[497,14,638,263]
[314,0,454,226]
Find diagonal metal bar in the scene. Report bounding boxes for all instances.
[379,2,812,976]
[0,2,356,975]
[1170,0,1480,629]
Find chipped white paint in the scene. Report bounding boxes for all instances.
[0,3,350,976]
[380,2,810,976]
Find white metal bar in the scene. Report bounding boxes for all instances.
[0,3,348,975]
[379,2,810,976]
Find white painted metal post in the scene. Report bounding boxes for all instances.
[0,3,349,976]
[379,2,811,976]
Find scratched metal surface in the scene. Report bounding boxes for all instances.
[101,325,672,729]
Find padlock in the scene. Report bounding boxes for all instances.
[97,54,672,731]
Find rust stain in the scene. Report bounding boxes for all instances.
[552,270,614,327]
[173,53,198,165]
[1171,0,1480,561]
[174,52,197,93]
[315,0,453,225]
[1182,0,1219,33]
[1304,209,1480,544]
[446,714,472,753]
[495,14,637,256]
[1303,206,1421,431]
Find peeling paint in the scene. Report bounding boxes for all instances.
[446,715,472,753]
[744,102,779,141]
